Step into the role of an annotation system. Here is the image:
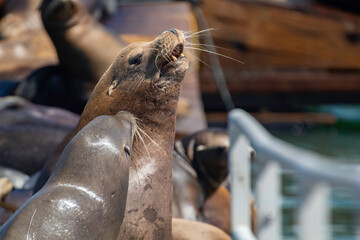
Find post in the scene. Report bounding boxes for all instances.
[255,160,282,240]
[298,179,330,240]
[229,115,257,240]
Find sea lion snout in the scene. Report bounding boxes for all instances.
[168,28,179,38]
[155,28,187,75]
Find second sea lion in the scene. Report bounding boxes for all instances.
[15,0,126,113]
[0,96,79,175]
[172,128,230,231]
[0,111,135,239]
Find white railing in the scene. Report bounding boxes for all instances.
[228,109,360,240]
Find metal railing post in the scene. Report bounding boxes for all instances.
[355,209,360,240]
[229,112,257,240]
[255,160,282,240]
[298,180,330,240]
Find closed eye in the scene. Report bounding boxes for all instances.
[129,53,142,65]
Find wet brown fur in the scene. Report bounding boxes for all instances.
[77,29,189,240]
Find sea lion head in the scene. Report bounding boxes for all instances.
[40,0,84,30]
[78,28,189,131]
[180,128,229,199]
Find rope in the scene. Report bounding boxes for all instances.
[191,3,235,111]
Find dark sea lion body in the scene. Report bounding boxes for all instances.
[75,29,188,239]
[180,128,229,198]
[0,96,78,175]
[172,128,230,224]
[0,111,135,239]
[15,0,125,113]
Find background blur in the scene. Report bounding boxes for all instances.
[1,0,360,239]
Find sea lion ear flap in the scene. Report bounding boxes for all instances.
[107,79,120,96]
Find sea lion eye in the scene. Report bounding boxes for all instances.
[129,53,142,65]
[124,145,131,156]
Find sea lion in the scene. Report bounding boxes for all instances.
[203,186,231,234]
[73,28,188,240]
[178,128,229,198]
[173,129,257,234]
[0,111,135,239]
[0,0,116,39]
[0,96,78,175]
[14,0,126,113]
[172,128,231,232]
[172,128,229,221]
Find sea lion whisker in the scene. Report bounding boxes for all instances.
[185,46,244,64]
[185,41,237,52]
[184,50,214,70]
[130,75,144,90]
[133,125,151,158]
[180,29,193,35]
[184,28,217,39]
[161,51,172,64]
[136,124,166,154]
[154,54,161,72]
[26,209,37,240]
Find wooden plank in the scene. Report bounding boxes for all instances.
[206,112,336,124]
[200,71,360,93]
[202,91,360,112]
[104,2,197,36]
[199,0,360,70]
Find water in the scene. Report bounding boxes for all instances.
[264,122,360,240]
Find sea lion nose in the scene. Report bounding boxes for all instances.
[168,28,179,38]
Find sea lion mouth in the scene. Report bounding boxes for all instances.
[160,42,186,73]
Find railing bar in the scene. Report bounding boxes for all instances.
[228,109,360,240]
[229,110,360,194]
